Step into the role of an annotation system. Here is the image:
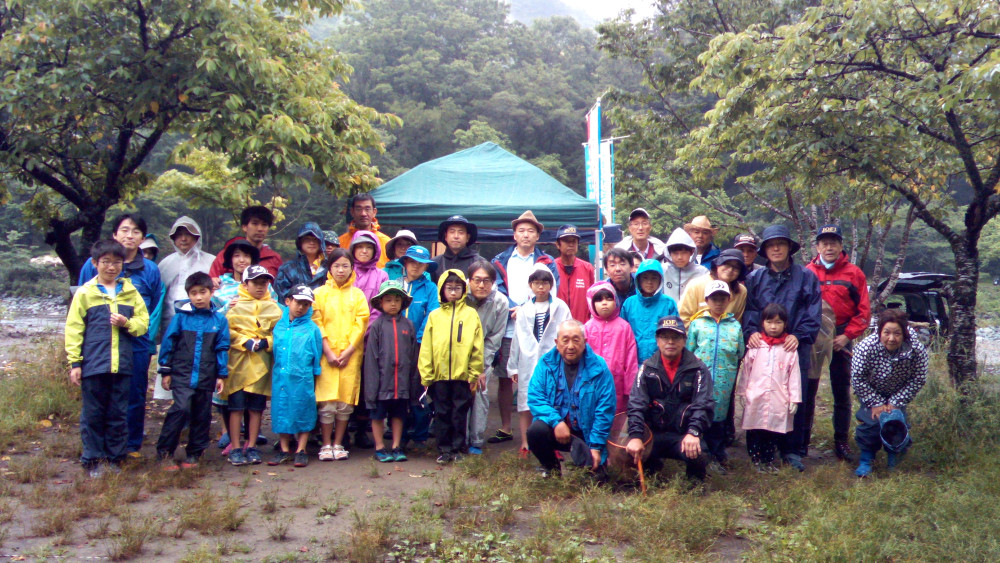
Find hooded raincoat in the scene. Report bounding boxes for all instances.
[686,310,745,422]
[418,270,485,386]
[215,273,279,310]
[660,228,709,303]
[350,230,389,323]
[221,285,283,398]
[621,260,679,364]
[507,264,572,411]
[271,304,323,434]
[583,282,638,413]
[273,222,328,300]
[312,269,370,404]
[158,217,215,329]
[736,340,802,432]
[401,272,439,343]
[527,345,617,460]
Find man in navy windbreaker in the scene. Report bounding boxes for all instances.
[742,225,822,471]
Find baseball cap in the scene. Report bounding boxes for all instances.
[655,316,686,337]
[732,233,757,248]
[242,264,274,283]
[289,284,315,302]
[628,208,651,222]
[704,279,731,298]
[815,224,843,242]
[556,225,581,240]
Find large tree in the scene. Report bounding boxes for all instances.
[0,0,398,283]
[680,0,1000,383]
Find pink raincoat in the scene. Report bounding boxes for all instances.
[583,282,638,414]
[350,230,389,324]
[736,342,802,433]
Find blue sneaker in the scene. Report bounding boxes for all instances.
[228,448,248,466]
[468,446,483,455]
[245,447,263,465]
[374,449,393,463]
[218,432,231,449]
[392,448,408,462]
[855,450,875,478]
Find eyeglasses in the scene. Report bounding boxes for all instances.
[469,277,492,285]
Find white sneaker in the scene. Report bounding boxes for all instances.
[333,445,349,460]
[318,445,334,461]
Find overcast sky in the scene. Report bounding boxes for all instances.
[577,0,657,21]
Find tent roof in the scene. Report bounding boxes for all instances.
[368,142,599,230]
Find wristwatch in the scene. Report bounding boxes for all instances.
[687,428,701,438]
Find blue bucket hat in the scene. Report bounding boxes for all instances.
[758,225,801,255]
[401,245,438,274]
[879,409,911,454]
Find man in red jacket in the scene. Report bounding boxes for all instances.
[209,206,284,282]
[554,225,595,323]
[805,224,871,462]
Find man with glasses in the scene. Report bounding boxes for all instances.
[615,208,665,261]
[339,193,391,268]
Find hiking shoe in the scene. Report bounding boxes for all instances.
[268,451,293,466]
[782,454,805,472]
[245,447,263,465]
[468,446,483,455]
[392,448,408,462]
[436,453,452,464]
[353,430,374,450]
[834,440,856,462]
[333,445,349,460]
[228,449,249,466]
[294,451,309,467]
[218,433,231,449]
[486,429,513,444]
[180,456,199,469]
[708,460,728,476]
[318,445,334,462]
[374,449,393,463]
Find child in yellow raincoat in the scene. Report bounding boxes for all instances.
[312,249,370,461]
[221,265,283,466]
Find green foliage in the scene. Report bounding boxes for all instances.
[0,0,397,279]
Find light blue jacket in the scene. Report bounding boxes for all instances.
[398,272,439,343]
[621,259,678,364]
[270,305,323,435]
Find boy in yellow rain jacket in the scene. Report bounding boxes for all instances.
[221,265,282,465]
[418,269,484,464]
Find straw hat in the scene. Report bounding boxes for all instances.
[683,215,719,234]
[511,210,544,232]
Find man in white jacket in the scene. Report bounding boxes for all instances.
[158,216,216,331]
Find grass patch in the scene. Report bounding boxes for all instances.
[0,340,79,449]
[341,506,399,563]
[171,492,245,537]
[265,515,293,541]
[261,487,280,514]
[106,511,156,561]
[31,504,80,538]
[7,453,58,484]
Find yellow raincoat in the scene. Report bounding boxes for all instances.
[418,269,485,386]
[221,284,283,398]
[312,269,370,404]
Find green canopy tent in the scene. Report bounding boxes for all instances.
[367,142,600,240]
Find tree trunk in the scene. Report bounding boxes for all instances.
[873,204,917,310]
[948,238,979,385]
[48,206,108,286]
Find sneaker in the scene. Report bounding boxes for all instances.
[333,445,349,460]
[87,465,105,479]
[256,434,269,446]
[855,459,874,478]
[708,460,728,476]
[218,433,231,449]
[835,440,856,462]
[318,445,334,462]
[486,429,513,444]
[436,453,452,464]
[353,430,375,450]
[537,465,561,479]
[374,449,393,463]
[245,447,263,465]
[753,462,779,474]
[294,451,309,467]
[452,453,464,463]
[221,443,233,458]
[228,449,249,466]
[105,463,122,475]
[181,456,199,469]
[391,448,408,462]
[782,454,806,472]
[159,451,180,472]
[468,446,483,455]
[268,451,293,466]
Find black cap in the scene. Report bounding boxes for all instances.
[556,224,581,240]
[655,316,686,337]
[628,208,650,222]
[815,224,843,242]
[732,233,757,249]
[437,215,478,245]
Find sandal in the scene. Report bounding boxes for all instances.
[318,445,334,462]
[333,444,349,460]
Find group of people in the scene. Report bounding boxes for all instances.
[64,195,928,482]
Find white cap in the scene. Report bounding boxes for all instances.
[704,279,731,298]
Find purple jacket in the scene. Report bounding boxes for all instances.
[350,230,389,324]
[583,282,638,414]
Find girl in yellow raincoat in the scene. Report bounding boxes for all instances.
[312,249,370,461]
[221,265,283,465]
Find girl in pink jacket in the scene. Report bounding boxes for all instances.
[737,303,802,472]
[583,282,638,413]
